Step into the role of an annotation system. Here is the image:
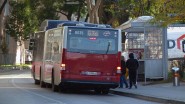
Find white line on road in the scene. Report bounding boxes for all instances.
[11,72,67,104]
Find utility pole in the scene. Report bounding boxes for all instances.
[0,0,7,14]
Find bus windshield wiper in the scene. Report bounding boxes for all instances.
[105,42,110,54]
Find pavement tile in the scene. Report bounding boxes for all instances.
[110,82,185,104]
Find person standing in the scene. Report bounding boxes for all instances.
[119,56,128,88]
[126,53,139,89]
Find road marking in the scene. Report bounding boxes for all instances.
[11,72,67,104]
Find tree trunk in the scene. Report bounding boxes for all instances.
[98,1,104,24]
[86,0,102,23]
[3,54,7,65]
[67,13,72,21]
[85,13,89,22]
[76,3,82,21]
[0,0,7,15]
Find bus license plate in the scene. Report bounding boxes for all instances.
[81,71,100,76]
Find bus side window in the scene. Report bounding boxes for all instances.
[53,42,59,53]
[29,39,35,50]
[45,41,52,60]
[52,41,60,62]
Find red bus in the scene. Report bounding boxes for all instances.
[31,21,122,94]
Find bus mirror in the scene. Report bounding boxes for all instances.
[29,39,35,50]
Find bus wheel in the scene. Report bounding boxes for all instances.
[102,88,109,94]
[40,70,46,88]
[52,71,58,92]
[33,71,40,85]
[95,89,102,94]
[32,67,39,85]
[40,81,46,88]
[59,86,69,93]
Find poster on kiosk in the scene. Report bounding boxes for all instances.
[167,27,185,59]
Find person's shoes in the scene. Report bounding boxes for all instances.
[119,87,123,88]
[125,86,128,88]
[128,86,132,89]
[134,84,137,89]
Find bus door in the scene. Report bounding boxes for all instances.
[44,30,54,83]
[32,32,45,80]
[44,28,63,84]
[51,29,63,85]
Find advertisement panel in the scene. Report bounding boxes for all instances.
[168,27,185,58]
[128,49,144,60]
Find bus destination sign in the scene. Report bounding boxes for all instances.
[88,30,99,37]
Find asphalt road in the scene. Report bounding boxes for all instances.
[0,69,160,104]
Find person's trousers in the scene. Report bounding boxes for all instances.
[120,75,128,88]
[129,71,137,88]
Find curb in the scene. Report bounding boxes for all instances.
[109,90,185,104]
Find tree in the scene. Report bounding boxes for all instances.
[124,0,185,26]
[54,0,87,21]
[1,38,8,54]
[35,0,61,24]
[0,0,7,14]
[86,0,102,23]
[5,0,37,41]
[5,0,88,40]
[151,0,185,26]
[4,0,39,65]
[100,0,131,27]
[35,0,87,24]
[0,0,8,56]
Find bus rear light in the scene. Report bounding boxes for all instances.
[116,66,121,74]
[61,48,66,70]
[117,66,121,70]
[61,64,65,67]
[60,64,66,70]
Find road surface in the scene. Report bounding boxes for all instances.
[0,69,160,104]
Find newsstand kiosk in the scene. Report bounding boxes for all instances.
[117,16,168,84]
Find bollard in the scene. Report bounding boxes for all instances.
[172,67,180,86]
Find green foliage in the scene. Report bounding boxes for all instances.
[102,0,130,26]
[5,0,88,43]
[168,71,173,81]
[101,0,185,26]
[36,0,60,24]
[0,64,31,70]
[128,0,154,18]
[63,0,87,20]
[1,64,31,67]
[126,0,185,26]
[6,0,185,35]
[36,0,87,22]
[5,0,38,41]
[151,0,185,26]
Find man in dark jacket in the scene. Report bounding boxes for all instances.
[119,56,128,88]
[126,53,139,89]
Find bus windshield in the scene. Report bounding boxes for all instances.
[67,27,118,54]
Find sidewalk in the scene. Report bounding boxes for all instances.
[0,68,14,73]
[110,82,185,104]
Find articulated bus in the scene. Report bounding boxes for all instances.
[31,21,122,94]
